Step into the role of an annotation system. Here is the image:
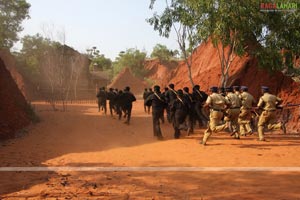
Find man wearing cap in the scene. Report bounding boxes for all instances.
[122,86,136,125]
[145,85,166,140]
[257,86,286,141]
[224,87,242,139]
[233,86,241,98]
[200,86,230,145]
[238,86,256,136]
[219,87,226,97]
[171,89,190,139]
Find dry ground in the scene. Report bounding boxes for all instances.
[1,100,300,199]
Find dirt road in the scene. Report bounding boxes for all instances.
[1,100,300,199]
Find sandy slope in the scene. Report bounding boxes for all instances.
[1,100,300,199]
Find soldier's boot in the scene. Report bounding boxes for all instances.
[234,132,240,139]
[200,131,211,145]
[257,125,265,141]
[174,129,180,139]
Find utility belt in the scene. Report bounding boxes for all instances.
[211,108,224,112]
[229,107,240,109]
[263,109,276,112]
[241,107,251,110]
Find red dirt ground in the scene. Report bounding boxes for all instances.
[0,100,300,199]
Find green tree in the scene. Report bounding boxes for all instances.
[93,55,112,71]
[148,0,202,86]
[86,47,112,71]
[0,0,30,49]
[148,0,300,87]
[150,44,173,62]
[113,48,147,77]
[16,34,52,80]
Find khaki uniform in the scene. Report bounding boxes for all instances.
[239,91,256,135]
[202,93,230,144]
[225,92,241,137]
[235,91,241,99]
[257,93,282,140]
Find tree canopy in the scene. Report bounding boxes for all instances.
[113,48,147,77]
[86,47,112,71]
[15,34,57,82]
[0,0,30,49]
[148,0,300,86]
[150,43,177,62]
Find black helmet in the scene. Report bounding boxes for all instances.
[193,85,200,90]
[210,86,218,93]
[168,83,175,89]
[153,85,160,91]
[124,86,130,91]
[177,89,184,96]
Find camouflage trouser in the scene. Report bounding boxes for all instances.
[238,108,253,135]
[224,108,240,137]
[257,110,282,140]
[202,110,226,144]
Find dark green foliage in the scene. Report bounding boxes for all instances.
[150,44,174,62]
[0,0,30,49]
[148,0,300,82]
[113,48,147,78]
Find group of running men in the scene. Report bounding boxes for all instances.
[96,86,136,124]
[97,83,286,144]
[144,84,286,144]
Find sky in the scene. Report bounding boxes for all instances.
[15,0,178,60]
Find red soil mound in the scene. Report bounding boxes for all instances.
[151,40,300,132]
[0,50,32,99]
[144,59,178,87]
[108,68,148,95]
[166,40,251,92]
[0,57,31,139]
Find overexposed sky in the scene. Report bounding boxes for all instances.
[15,0,178,60]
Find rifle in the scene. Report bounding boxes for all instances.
[251,103,300,112]
[276,103,300,110]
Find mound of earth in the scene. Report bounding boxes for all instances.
[144,58,178,87]
[0,57,32,139]
[108,68,148,95]
[0,50,34,100]
[150,40,300,132]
